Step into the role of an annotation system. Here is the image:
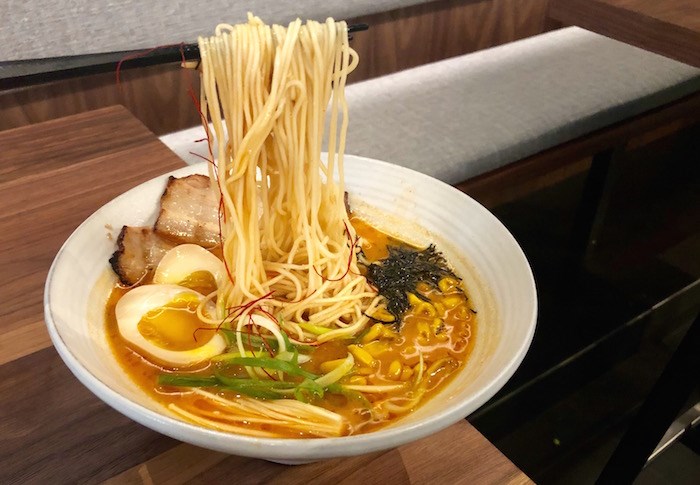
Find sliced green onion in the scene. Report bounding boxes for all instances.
[298,322,333,335]
[219,328,236,346]
[211,350,256,362]
[158,375,218,387]
[315,354,354,388]
[294,378,325,402]
[219,328,280,351]
[327,383,371,408]
[219,385,281,400]
[277,316,315,352]
[343,383,408,393]
[158,373,301,400]
[214,374,297,389]
[223,356,318,380]
[278,319,294,349]
[276,350,311,364]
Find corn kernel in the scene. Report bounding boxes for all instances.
[372,307,396,323]
[443,295,464,309]
[455,306,469,319]
[320,358,348,374]
[416,322,432,346]
[348,375,367,386]
[368,374,388,385]
[400,366,414,381]
[408,293,437,317]
[361,323,384,343]
[387,360,402,380]
[439,277,459,293]
[436,333,450,342]
[381,325,398,339]
[416,282,432,293]
[363,340,389,357]
[434,302,446,315]
[348,344,377,367]
[407,293,422,306]
[416,302,437,317]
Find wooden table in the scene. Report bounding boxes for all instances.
[0,106,531,484]
[549,0,700,67]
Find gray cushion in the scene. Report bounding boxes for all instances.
[3,0,429,61]
[344,27,700,183]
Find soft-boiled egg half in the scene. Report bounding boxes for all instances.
[116,284,225,367]
[154,244,227,293]
[115,245,229,367]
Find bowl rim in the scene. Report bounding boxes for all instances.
[44,153,537,460]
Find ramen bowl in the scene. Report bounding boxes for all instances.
[44,154,536,463]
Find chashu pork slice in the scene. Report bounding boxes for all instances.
[109,226,177,286]
[154,175,220,247]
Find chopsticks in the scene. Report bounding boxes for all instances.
[0,23,369,90]
[133,23,369,70]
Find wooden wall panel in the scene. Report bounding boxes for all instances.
[349,0,551,81]
[0,0,551,136]
[1,65,202,138]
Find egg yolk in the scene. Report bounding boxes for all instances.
[137,294,214,351]
[177,271,218,297]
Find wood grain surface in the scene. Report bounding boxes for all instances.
[0,106,531,484]
[0,106,185,368]
[549,0,700,67]
[0,0,551,136]
[349,0,551,84]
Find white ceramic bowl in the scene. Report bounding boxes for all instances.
[44,155,536,463]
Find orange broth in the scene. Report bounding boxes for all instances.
[105,217,477,437]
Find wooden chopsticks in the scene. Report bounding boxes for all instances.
[0,23,368,90]
[130,23,369,71]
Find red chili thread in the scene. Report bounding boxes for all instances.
[261,368,277,381]
[182,56,226,238]
[287,288,317,304]
[251,318,275,358]
[254,308,299,346]
[246,314,255,352]
[188,151,217,168]
[217,200,235,285]
[212,291,275,335]
[186,87,217,179]
[227,291,275,313]
[191,292,263,342]
[192,291,275,344]
[116,43,185,89]
[314,221,358,282]
[255,308,278,323]
[248,316,277,380]
[192,308,235,341]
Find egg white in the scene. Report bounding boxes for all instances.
[116,284,225,366]
[153,244,226,288]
